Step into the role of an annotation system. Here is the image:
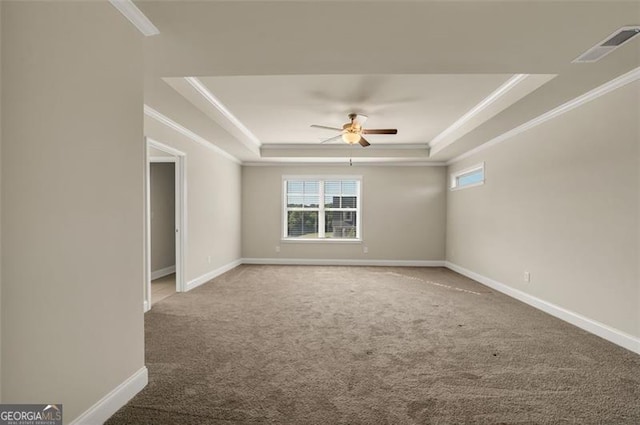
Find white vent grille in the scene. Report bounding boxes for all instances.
[573,26,640,63]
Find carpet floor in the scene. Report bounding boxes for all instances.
[107,265,640,424]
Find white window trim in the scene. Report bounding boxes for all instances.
[450,162,485,191]
[282,175,363,243]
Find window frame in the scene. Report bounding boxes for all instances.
[450,162,485,191]
[282,175,362,243]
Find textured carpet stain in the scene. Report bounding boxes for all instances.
[107,265,640,425]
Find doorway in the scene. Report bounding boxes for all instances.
[144,138,186,311]
[150,161,176,304]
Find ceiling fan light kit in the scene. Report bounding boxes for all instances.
[312,113,397,148]
[342,131,361,144]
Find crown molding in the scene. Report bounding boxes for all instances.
[429,74,529,149]
[184,77,262,151]
[262,143,429,151]
[447,66,640,165]
[144,105,241,164]
[243,159,446,167]
[109,0,159,36]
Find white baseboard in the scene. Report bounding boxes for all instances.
[185,259,243,291]
[185,259,444,291]
[150,265,175,280]
[445,262,640,355]
[242,258,445,267]
[69,366,148,425]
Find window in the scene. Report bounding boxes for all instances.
[450,163,485,190]
[283,177,361,241]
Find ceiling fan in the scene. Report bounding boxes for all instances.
[311,113,398,147]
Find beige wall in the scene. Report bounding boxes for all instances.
[150,163,176,272]
[1,2,144,422]
[242,165,446,261]
[0,1,3,400]
[447,81,640,338]
[148,146,173,157]
[145,119,242,282]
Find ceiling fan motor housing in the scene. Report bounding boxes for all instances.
[343,123,361,132]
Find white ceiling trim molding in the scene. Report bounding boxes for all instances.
[144,105,241,164]
[262,143,430,151]
[429,74,529,149]
[184,77,263,150]
[447,66,640,165]
[244,158,446,167]
[109,0,160,36]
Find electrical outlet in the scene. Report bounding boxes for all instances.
[207,256,212,264]
[363,246,369,254]
[275,246,280,253]
[523,271,530,283]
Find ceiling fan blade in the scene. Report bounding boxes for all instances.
[362,129,398,135]
[359,137,371,147]
[320,134,343,144]
[311,124,342,131]
[353,114,368,126]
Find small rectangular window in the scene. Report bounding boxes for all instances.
[283,177,361,241]
[450,163,485,190]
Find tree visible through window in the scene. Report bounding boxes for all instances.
[284,178,361,240]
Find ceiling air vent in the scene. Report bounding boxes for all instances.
[573,26,640,63]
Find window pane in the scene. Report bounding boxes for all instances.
[303,195,319,208]
[324,195,335,208]
[341,196,357,208]
[304,181,319,194]
[324,181,340,195]
[325,195,341,208]
[324,195,357,208]
[341,181,357,195]
[287,195,304,208]
[284,178,360,240]
[457,170,483,187]
[325,211,357,239]
[287,181,303,194]
[287,211,318,238]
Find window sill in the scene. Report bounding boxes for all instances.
[281,238,362,244]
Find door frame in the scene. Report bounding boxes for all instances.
[144,137,187,312]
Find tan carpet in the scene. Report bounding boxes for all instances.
[107,265,640,424]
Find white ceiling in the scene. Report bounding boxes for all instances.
[137,1,640,164]
[172,74,516,145]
